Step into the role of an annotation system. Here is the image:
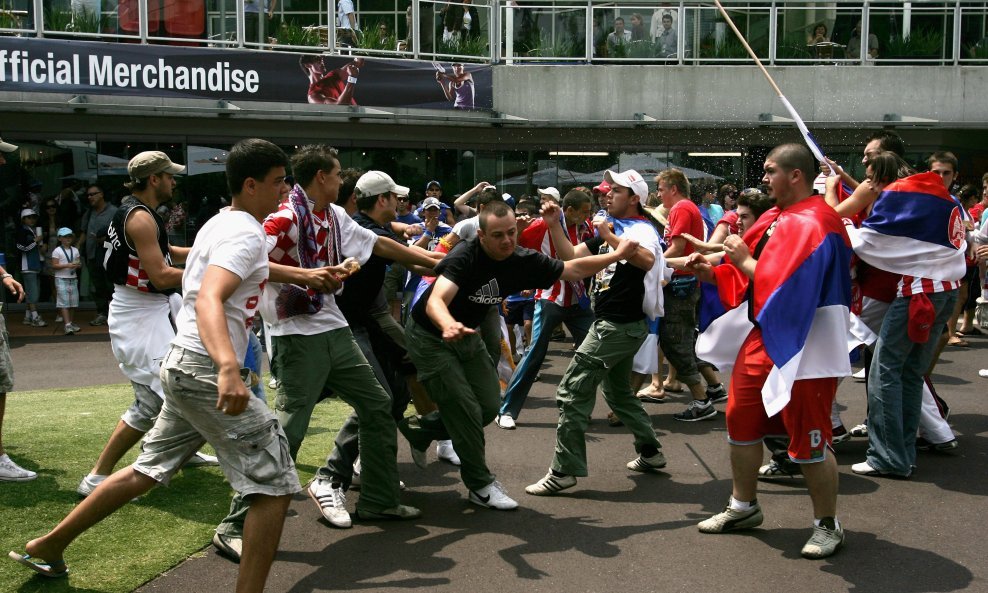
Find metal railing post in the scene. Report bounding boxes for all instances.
[139,0,149,43]
[861,2,869,64]
[329,0,338,54]
[412,0,420,59]
[769,1,777,65]
[236,0,245,47]
[490,0,500,63]
[952,1,961,65]
[32,0,44,37]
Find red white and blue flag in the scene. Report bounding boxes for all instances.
[848,172,967,284]
[696,196,853,415]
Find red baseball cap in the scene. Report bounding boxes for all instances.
[907,293,935,343]
[593,180,611,194]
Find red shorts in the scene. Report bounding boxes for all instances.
[726,329,837,463]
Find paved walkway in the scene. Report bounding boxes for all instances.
[8,325,987,592]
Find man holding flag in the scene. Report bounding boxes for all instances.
[687,144,852,560]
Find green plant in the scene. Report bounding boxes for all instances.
[277,19,319,47]
[884,28,944,59]
[626,39,655,59]
[358,25,396,51]
[526,30,581,58]
[43,7,72,32]
[438,34,489,59]
[699,34,749,59]
[72,8,107,33]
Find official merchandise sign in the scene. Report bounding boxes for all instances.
[0,37,492,111]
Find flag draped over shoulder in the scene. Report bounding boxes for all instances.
[848,171,967,283]
[696,196,853,416]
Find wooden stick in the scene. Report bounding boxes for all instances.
[713,0,783,97]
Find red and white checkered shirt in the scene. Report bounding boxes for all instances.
[265,198,337,269]
[519,217,592,306]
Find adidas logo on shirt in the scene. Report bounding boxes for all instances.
[469,279,502,305]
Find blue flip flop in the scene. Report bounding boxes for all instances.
[8,551,69,578]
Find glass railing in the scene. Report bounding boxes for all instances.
[3,1,988,66]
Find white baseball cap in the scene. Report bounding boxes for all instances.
[537,187,560,201]
[21,208,38,218]
[356,170,410,199]
[0,138,18,153]
[604,169,648,200]
[421,196,442,210]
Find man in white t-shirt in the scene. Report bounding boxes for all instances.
[212,145,438,557]
[11,139,299,591]
[337,0,359,46]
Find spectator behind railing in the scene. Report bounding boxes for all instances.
[847,19,879,60]
[442,0,481,46]
[808,22,828,45]
[630,13,646,42]
[654,11,676,58]
[338,0,359,46]
[606,17,631,55]
[245,0,277,45]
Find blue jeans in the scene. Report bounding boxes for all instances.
[499,300,594,420]
[866,290,957,475]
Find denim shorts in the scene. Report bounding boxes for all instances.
[55,277,79,308]
[133,346,300,497]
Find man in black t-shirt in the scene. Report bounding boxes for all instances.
[403,202,638,511]
[526,169,668,497]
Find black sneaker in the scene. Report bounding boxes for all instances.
[916,437,959,453]
[673,399,716,422]
[706,384,728,404]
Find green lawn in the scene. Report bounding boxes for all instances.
[0,381,351,593]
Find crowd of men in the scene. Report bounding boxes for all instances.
[1,130,986,591]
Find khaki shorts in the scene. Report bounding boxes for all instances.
[133,346,300,497]
[0,314,13,393]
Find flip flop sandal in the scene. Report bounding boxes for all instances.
[948,338,971,348]
[636,387,667,403]
[956,327,984,336]
[8,551,69,578]
[663,383,685,393]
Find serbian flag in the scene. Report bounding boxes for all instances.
[848,172,967,283]
[696,196,853,416]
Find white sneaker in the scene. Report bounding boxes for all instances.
[77,473,107,496]
[979,369,988,378]
[437,440,461,466]
[89,314,108,326]
[307,479,352,528]
[268,377,279,389]
[495,415,516,430]
[0,454,37,482]
[31,317,47,327]
[852,368,866,381]
[54,315,63,323]
[469,480,519,510]
[64,324,75,335]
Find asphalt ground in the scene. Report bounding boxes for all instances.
[8,318,987,593]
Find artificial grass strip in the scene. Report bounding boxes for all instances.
[1,380,351,593]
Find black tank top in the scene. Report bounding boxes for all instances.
[104,196,176,295]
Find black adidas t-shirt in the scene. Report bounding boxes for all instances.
[411,237,563,337]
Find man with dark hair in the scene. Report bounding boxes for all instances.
[336,168,365,215]
[862,130,905,163]
[497,189,595,429]
[689,143,851,559]
[300,56,364,105]
[307,170,441,529]
[212,147,437,560]
[11,139,299,591]
[402,201,640,510]
[78,184,116,326]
